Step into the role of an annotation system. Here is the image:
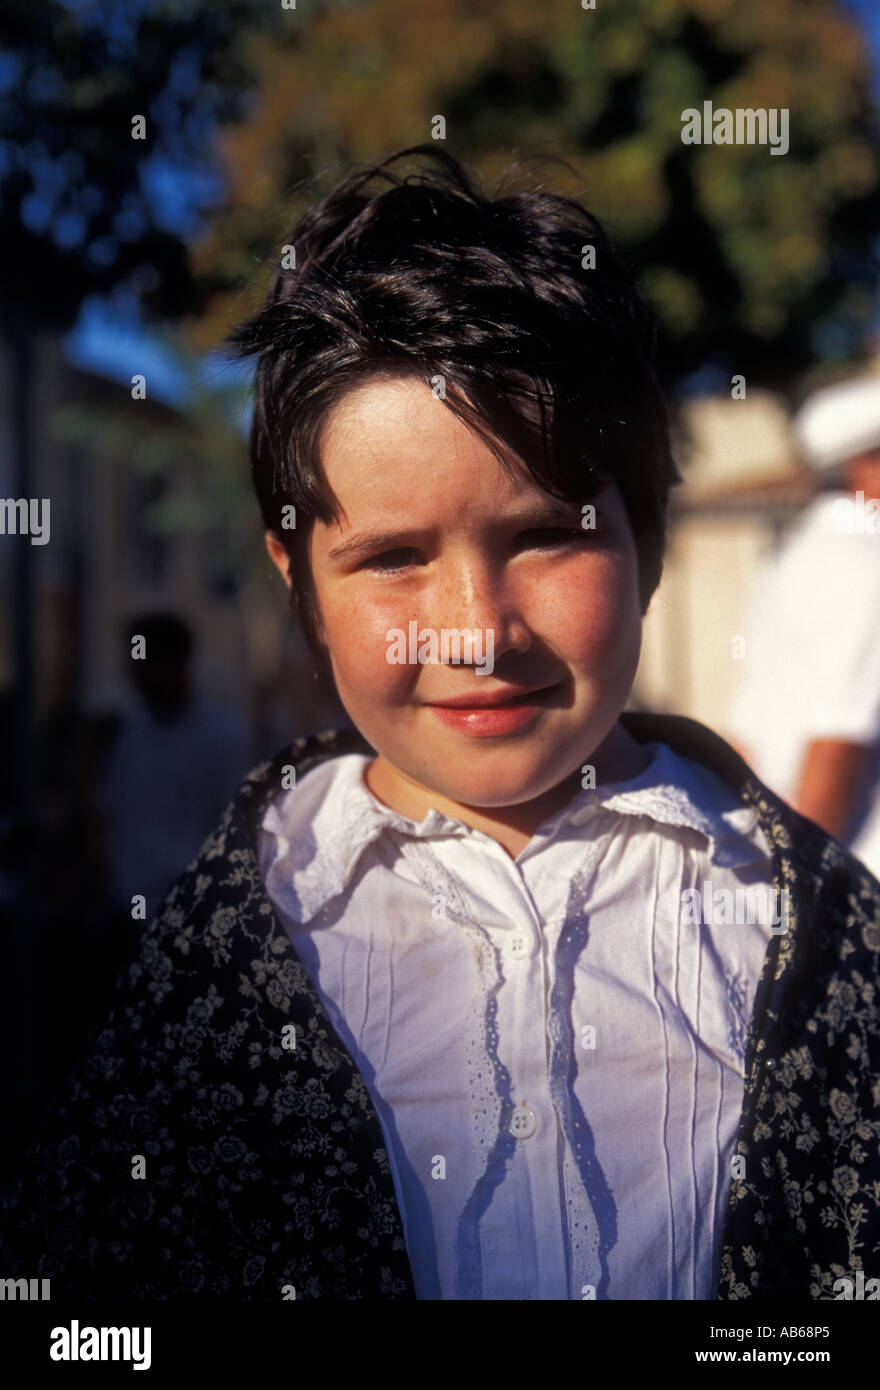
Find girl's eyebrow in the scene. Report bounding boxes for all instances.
[325,502,590,563]
[327,528,419,562]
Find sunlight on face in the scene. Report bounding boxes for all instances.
[279,374,643,818]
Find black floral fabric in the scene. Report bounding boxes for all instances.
[2,712,879,1300]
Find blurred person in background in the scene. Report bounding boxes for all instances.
[727,377,880,878]
[97,612,251,921]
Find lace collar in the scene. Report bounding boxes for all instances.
[260,738,766,925]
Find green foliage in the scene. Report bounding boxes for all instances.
[0,0,270,331]
[192,0,880,387]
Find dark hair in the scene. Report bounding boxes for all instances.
[226,144,680,658]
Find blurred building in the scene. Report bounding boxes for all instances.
[0,330,342,758]
[635,384,834,737]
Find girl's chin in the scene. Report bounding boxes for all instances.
[415,767,571,811]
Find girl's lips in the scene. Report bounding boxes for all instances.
[425,686,556,736]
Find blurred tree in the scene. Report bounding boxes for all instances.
[188,0,880,388]
[0,0,276,331]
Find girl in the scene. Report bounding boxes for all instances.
[3,146,879,1301]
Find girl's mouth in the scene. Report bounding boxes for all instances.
[425,684,557,736]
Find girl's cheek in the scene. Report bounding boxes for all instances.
[527,556,638,660]
[321,585,417,692]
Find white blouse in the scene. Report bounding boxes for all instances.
[258,739,779,1300]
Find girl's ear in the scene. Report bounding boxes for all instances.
[264,531,292,588]
[264,528,330,657]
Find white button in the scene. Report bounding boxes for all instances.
[508,1103,538,1140]
[508,933,530,960]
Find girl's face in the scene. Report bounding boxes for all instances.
[267,374,644,821]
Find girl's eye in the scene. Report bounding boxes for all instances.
[515,527,589,551]
[358,525,595,572]
[361,547,422,574]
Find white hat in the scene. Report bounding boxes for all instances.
[793,377,880,472]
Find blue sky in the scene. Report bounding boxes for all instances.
[65,0,880,410]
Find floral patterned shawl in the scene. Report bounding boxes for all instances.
[2,712,878,1300]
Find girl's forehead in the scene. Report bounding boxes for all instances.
[320,375,475,467]
[314,373,620,542]
[318,375,577,506]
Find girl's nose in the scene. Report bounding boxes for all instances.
[432,560,532,660]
